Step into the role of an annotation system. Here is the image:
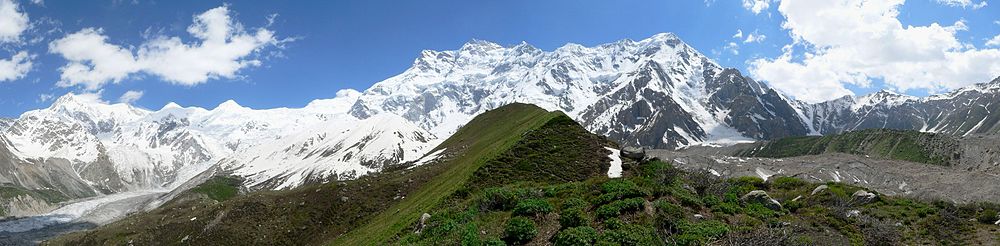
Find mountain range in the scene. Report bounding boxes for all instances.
[1,33,999,218]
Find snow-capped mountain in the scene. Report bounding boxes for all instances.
[0,89,437,210]
[799,77,1000,136]
[351,33,810,148]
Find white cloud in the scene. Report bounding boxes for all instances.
[50,5,281,90]
[0,0,28,43]
[749,0,1000,103]
[733,29,743,39]
[742,0,773,14]
[988,34,1000,47]
[725,42,740,55]
[118,90,143,104]
[744,32,766,43]
[0,51,31,81]
[37,93,52,102]
[29,0,42,6]
[934,0,987,9]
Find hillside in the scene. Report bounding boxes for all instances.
[45,103,609,245]
[735,129,959,166]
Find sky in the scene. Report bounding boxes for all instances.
[0,0,997,117]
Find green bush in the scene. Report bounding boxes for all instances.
[560,207,590,228]
[728,176,766,194]
[484,238,507,246]
[596,198,646,219]
[598,223,661,246]
[513,199,553,216]
[772,176,807,190]
[562,197,588,210]
[594,180,648,205]
[503,217,537,245]
[480,187,528,211]
[674,220,729,245]
[552,226,599,246]
[654,200,685,233]
[977,208,998,224]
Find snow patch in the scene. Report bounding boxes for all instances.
[605,147,623,178]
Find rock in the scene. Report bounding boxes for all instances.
[846,210,860,218]
[851,190,878,204]
[622,146,646,160]
[416,213,432,233]
[340,196,349,202]
[741,190,783,210]
[791,195,803,202]
[693,214,705,220]
[811,185,828,195]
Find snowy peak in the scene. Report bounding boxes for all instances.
[851,90,917,111]
[213,99,247,111]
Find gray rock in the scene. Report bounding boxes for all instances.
[811,185,829,195]
[852,190,878,204]
[622,146,646,160]
[416,213,432,233]
[741,190,782,210]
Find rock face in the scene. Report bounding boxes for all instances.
[741,190,782,210]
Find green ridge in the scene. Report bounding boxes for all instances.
[737,129,956,165]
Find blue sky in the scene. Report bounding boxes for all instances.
[0,0,997,116]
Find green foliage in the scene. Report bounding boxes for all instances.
[594,180,648,205]
[480,187,530,211]
[738,129,953,166]
[674,220,729,245]
[596,197,645,219]
[597,223,662,246]
[976,208,998,224]
[503,217,537,245]
[552,226,599,246]
[772,176,807,190]
[561,197,588,210]
[512,199,553,217]
[653,200,684,233]
[190,176,241,202]
[559,207,590,228]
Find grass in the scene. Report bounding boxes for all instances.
[738,128,954,165]
[329,103,565,245]
[189,176,242,202]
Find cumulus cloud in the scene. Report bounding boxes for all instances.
[118,90,143,104]
[37,93,52,102]
[742,0,773,14]
[744,31,766,43]
[50,5,281,90]
[749,0,1000,103]
[0,0,32,83]
[988,34,1000,47]
[934,0,987,9]
[724,42,740,55]
[733,29,743,39]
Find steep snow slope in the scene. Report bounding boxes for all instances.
[351,33,808,149]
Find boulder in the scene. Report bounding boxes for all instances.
[811,185,828,195]
[851,190,878,204]
[741,190,783,210]
[622,146,646,160]
[416,213,432,233]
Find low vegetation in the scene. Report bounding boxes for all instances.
[737,129,957,166]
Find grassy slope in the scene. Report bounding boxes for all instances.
[402,158,1000,245]
[0,186,69,217]
[736,129,955,166]
[330,103,563,245]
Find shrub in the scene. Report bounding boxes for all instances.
[560,207,590,228]
[503,217,537,245]
[669,184,703,208]
[483,238,506,246]
[977,208,998,224]
[654,200,685,234]
[641,160,679,186]
[674,220,729,245]
[513,199,554,217]
[480,187,528,211]
[598,223,661,246]
[728,176,766,195]
[552,226,599,246]
[562,197,588,210]
[596,198,646,219]
[772,176,807,190]
[594,180,648,205]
